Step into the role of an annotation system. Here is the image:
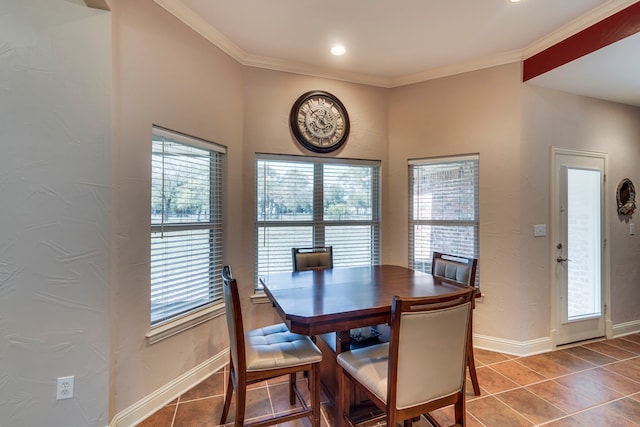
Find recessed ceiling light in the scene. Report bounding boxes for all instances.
[331,45,346,56]
[509,0,521,3]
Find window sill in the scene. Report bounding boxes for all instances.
[251,291,272,304]
[146,302,226,345]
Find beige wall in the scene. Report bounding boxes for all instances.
[521,85,640,336]
[7,0,639,423]
[112,2,640,419]
[240,68,390,329]
[0,1,111,425]
[110,0,244,417]
[388,63,524,341]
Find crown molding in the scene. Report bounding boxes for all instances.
[243,54,393,88]
[524,0,640,81]
[153,0,245,61]
[391,49,524,88]
[154,0,636,88]
[523,0,639,59]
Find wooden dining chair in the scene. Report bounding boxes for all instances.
[336,287,475,427]
[292,246,333,271]
[220,265,323,427]
[432,251,481,395]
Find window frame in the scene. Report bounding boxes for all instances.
[255,153,381,289]
[408,154,480,288]
[147,126,226,342]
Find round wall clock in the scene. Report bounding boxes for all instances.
[290,91,350,153]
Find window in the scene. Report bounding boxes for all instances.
[256,154,381,286]
[150,126,225,326]
[408,155,479,286]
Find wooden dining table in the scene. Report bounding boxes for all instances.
[260,264,471,403]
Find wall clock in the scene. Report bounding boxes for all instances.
[290,91,350,153]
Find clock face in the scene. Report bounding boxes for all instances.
[290,91,350,153]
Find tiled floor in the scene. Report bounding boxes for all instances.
[137,335,640,426]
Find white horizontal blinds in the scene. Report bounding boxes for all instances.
[323,163,381,266]
[409,155,479,286]
[256,159,315,275]
[256,155,381,286]
[151,127,225,326]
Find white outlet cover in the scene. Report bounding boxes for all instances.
[56,376,74,400]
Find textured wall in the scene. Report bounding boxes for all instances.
[388,64,524,341]
[110,0,244,418]
[4,0,639,424]
[521,85,640,336]
[0,1,112,425]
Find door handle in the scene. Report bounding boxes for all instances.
[556,256,571,263]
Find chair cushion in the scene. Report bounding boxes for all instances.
[336,343,390,403]
[246,323,322,371]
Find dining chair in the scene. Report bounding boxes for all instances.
[431,251,480,395]
[220,265,323,427]
[292,246,333,271]
[336,287,475,427]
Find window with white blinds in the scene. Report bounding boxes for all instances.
[256,154,381,287]
[408,155,480,287]
[150,126,225,326]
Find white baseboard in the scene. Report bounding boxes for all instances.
[109,349,229,427]
[473,333,554,357]
[474,320,640,357]
[612,319,640,338]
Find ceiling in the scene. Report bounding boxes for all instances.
[154,0,640,107]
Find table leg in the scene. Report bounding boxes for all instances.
[336,329,351,353]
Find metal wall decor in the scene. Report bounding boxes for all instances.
[616,178,636,216]
[290,91,350,153]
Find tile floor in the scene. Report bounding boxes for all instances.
[137,335,640,426]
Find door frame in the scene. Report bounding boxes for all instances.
[549,147,611,348]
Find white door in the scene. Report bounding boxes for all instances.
[551,148,607,346]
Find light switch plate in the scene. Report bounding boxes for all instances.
[631,223,635,235]
[534,224,546,237]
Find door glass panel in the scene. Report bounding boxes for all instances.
[567,168,601,321]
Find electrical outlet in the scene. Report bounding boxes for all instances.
[56,376,74,400]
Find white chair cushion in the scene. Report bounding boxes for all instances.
[336,343,390,404]
[246,323,322,371]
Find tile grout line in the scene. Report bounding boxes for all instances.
[170,396,179,427]
[142,335,640,426]
[468,344,640,426]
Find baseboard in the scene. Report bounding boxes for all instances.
[474,320,640,357]
[473,333,553,357]
[109,348,229,427]
[612,319,640,338]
